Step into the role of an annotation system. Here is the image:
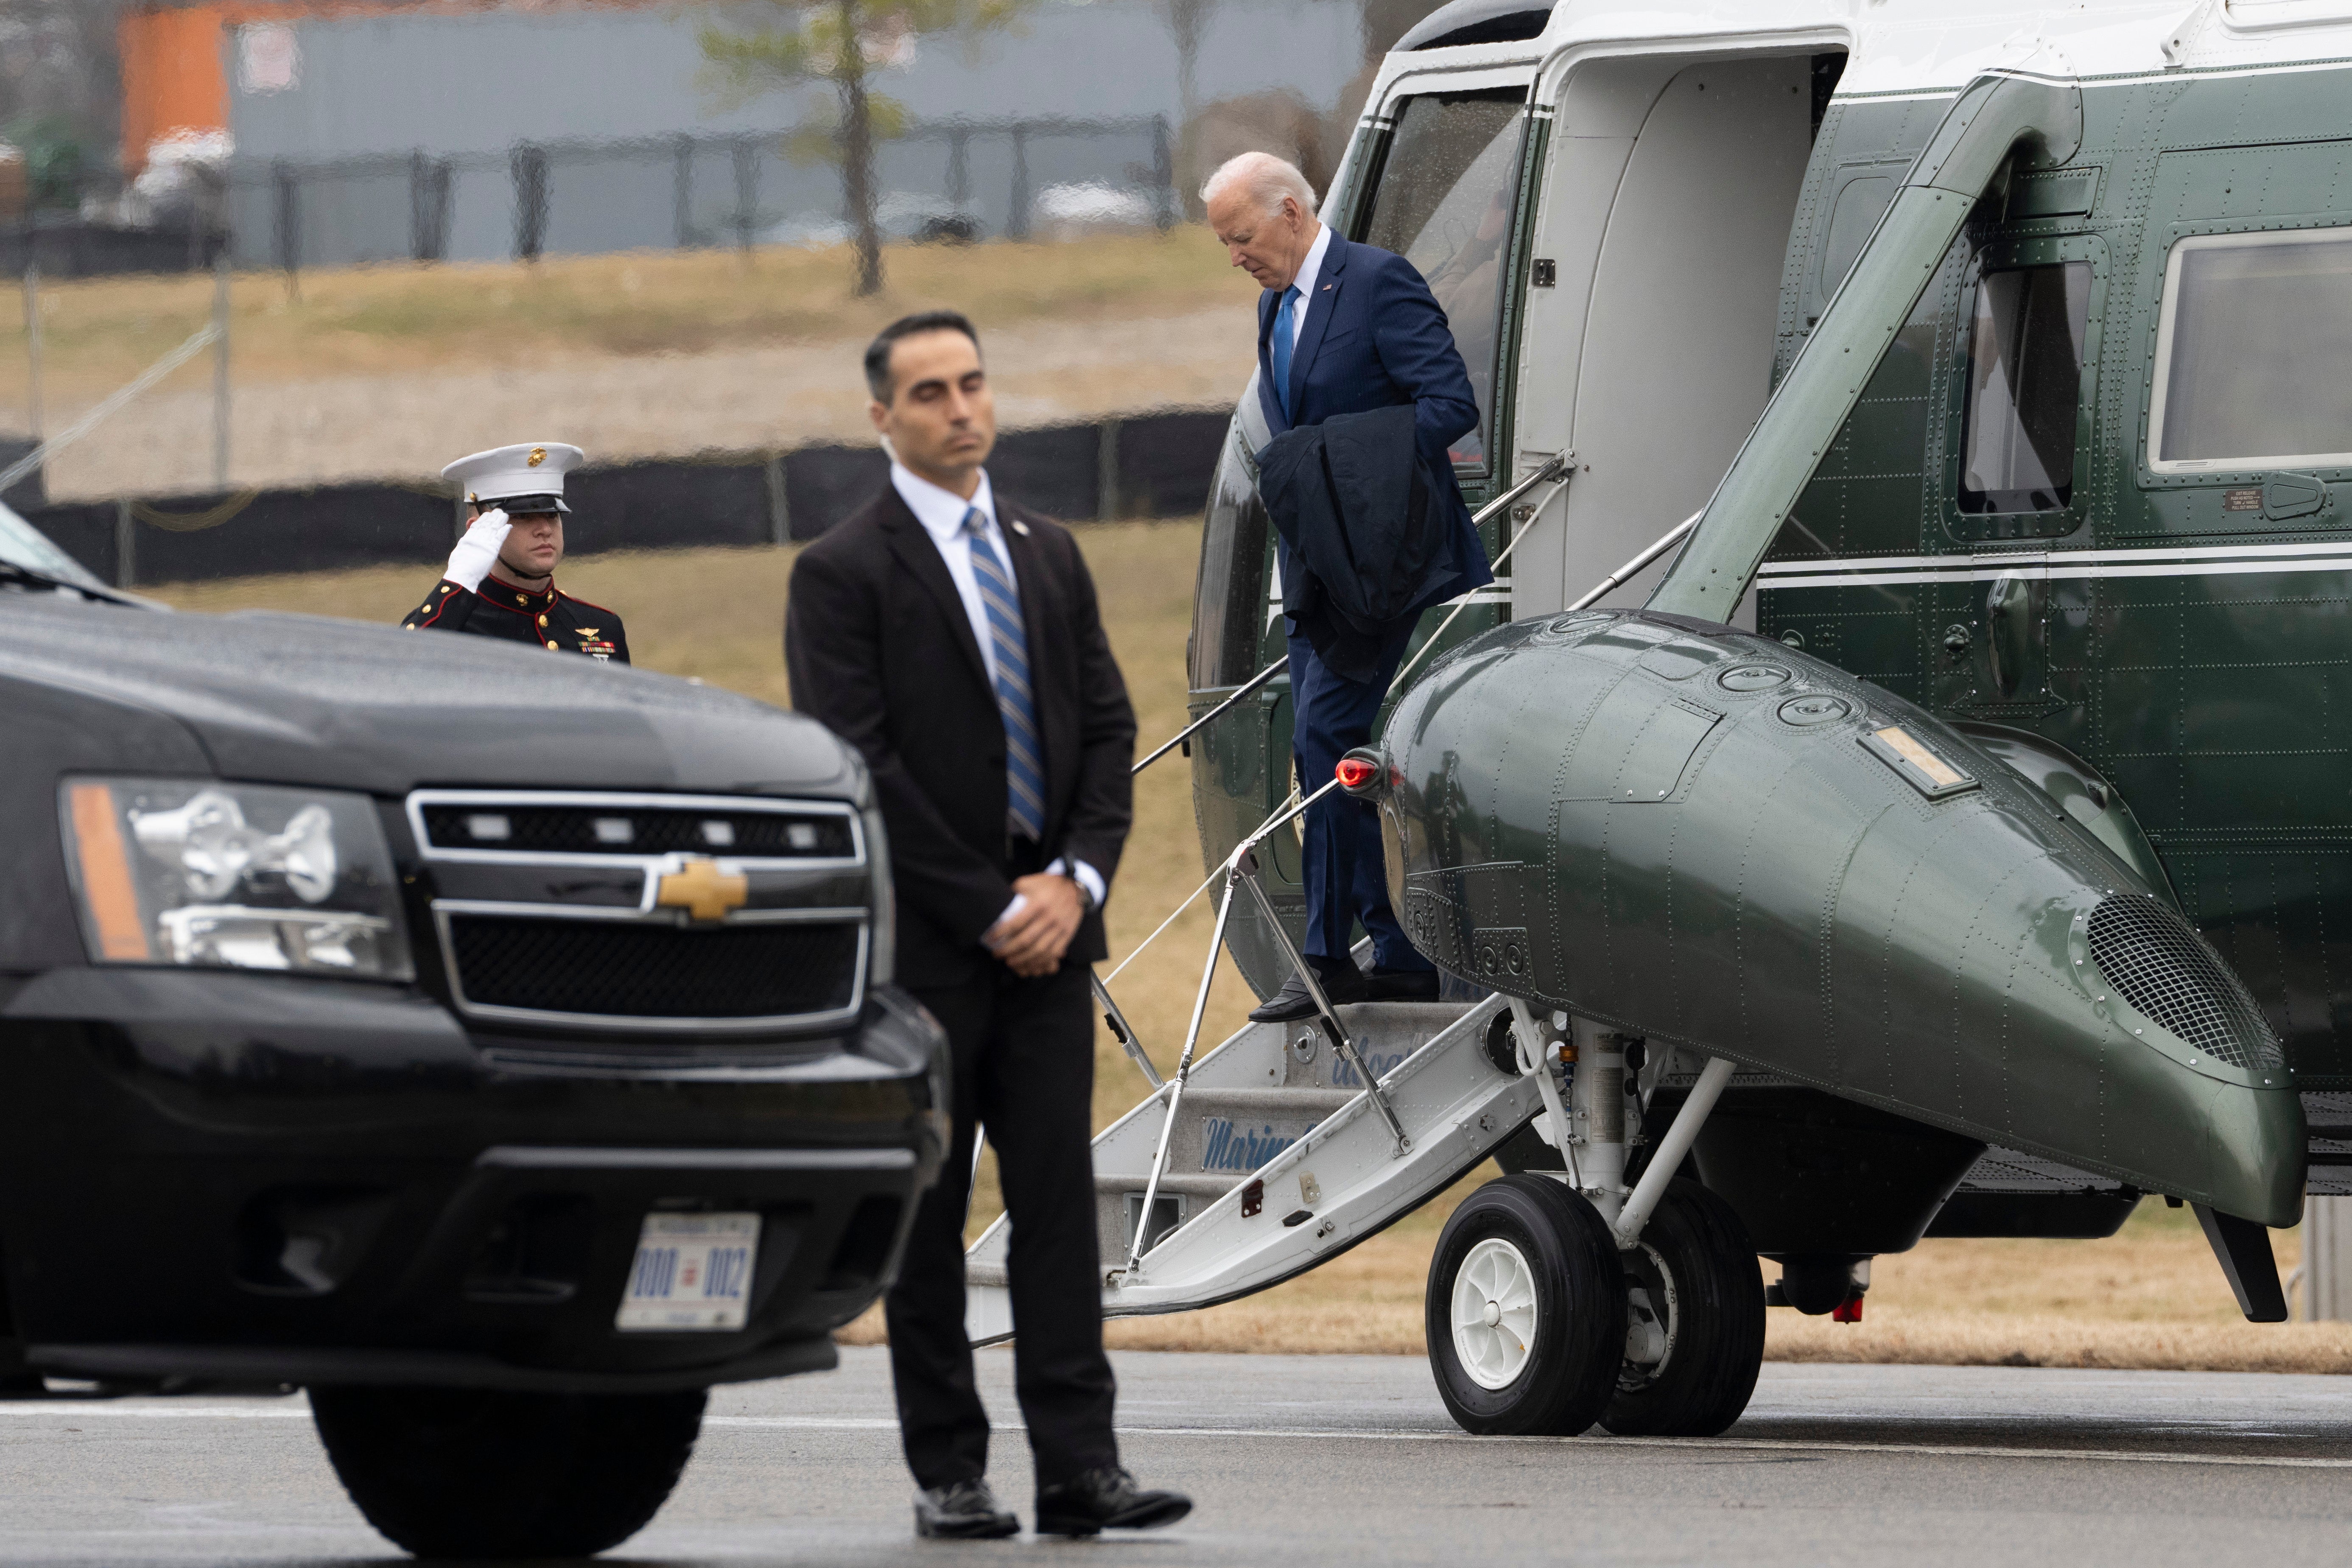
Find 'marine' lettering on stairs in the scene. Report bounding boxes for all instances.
[1200,1119,1304,1174]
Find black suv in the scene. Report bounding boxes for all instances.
[0,507,945,1557]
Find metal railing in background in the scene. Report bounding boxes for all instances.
[3,115,1178,284]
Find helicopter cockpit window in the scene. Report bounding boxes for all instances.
[1958,262,2091,513]
[2149,227,2352,472]
[1356,88,1529,474]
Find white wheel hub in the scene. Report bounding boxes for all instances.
[1451,1237,1539,1390]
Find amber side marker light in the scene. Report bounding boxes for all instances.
[67,782,151,961]
[1334,754,1384,797]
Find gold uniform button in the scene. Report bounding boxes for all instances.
[545,639,560,649]
[537,613,548,626]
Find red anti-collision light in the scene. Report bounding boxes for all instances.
[1334,755,1382,794]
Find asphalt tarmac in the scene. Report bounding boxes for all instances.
[4,1347,2352,1566]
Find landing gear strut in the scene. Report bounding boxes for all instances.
[1425,1007,1765,1439]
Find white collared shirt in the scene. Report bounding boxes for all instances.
[889,460,1106,923]
[1282,221,1333,347]
[892,461,1009,687]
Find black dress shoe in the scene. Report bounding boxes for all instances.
[913,1478,1019,1539]
[1247,965,1370,1023]
[1366,966,1440,1002]
[1034,1465,1193,1536]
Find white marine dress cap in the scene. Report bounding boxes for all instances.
[441,442,585,513]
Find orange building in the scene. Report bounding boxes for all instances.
[117,1,652,171]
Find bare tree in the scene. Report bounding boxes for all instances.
[701,0,1029,296]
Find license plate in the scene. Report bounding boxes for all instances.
[615,1211,760,1332]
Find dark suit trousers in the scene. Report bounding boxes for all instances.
[885,957,1118,1490]
[1288,624,1435,973]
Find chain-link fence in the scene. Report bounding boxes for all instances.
[4,115,1176,281]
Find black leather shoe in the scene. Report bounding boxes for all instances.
[1366,966,1440,1002]
[913,1479,1019,1540]
[1034,1466,1193,1536]
[1247,966,1370,1023]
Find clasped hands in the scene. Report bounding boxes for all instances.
[982,872,1084,977]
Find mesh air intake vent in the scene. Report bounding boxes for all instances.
[448,916,860,1023]
[2084,895,2283,1071]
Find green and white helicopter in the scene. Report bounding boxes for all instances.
[969,0,2352,1438]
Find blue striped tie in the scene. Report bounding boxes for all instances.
[965,508,1046,841]
[1270,285,1300,421]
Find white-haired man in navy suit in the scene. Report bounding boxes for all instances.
[1203,151,1493,1023]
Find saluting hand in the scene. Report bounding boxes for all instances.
[444,508,512,593]
[984,873,1084,978]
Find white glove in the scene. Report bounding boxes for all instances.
[444,508,511,594]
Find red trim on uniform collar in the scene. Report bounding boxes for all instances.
[486,571,556,602]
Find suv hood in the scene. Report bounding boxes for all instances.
[1,598,857,799]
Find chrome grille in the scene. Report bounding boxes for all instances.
[408,788,870,1035]
[409,791,860,863]
[2086,894,2283,1070]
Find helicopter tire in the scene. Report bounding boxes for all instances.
[1426,1174,1626,1436]
[1600,1179,1765,1437]
[310,1384,706,1558]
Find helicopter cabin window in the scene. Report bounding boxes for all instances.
[1356,88,1528,474]
[2148,227,2352,472]
[1958,262,2091,513]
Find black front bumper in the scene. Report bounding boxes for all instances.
[0,967,947,1392]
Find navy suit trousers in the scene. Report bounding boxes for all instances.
[1287,625,1435,973]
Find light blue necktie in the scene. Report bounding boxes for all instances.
[1269,285,1300,421]
[964,508,1046,842]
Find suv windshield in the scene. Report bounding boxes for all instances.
[0,500,109,591]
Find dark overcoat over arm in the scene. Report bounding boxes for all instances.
[784,491,1135,981]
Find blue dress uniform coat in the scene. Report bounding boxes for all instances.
[403,575,630,663]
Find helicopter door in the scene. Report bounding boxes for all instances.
[1506,54,1815,621]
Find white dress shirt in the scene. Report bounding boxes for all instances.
[890,461,1107,929]
[1282,221,1334,348]
[893,461,1010,686]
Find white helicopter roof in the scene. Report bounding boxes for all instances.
[1374,0,2352,103]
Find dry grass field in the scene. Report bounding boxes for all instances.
[5,232,1242,398]
[2,235,1257,500]
[150,520,2346,1373]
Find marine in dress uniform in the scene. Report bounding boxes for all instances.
[402,442,629,663]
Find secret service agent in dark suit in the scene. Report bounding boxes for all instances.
[784,311,1191,1543]
[401,442,629,662]
[1203,152,1492,1023]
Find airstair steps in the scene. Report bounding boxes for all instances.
[965,997,1544,1342]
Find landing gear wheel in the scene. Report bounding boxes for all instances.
[1601,1178,1765,1437]
[1426,1174,1625,1435]
[310,1385,707,1558]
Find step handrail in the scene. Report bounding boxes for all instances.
[1233,849,1412,1157]
[1128,452,1574,778]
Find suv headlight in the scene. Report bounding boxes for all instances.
[60,778,413,980]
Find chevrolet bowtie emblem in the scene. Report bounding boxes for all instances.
[655,856,748,922]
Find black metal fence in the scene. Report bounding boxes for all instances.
[6,115,1178,281]
[24,408,1230,588]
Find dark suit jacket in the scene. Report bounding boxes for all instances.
[1256,232,1493,620]
[785,487,1136,986]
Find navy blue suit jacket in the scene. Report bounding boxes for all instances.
[1256,232,1493,613]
